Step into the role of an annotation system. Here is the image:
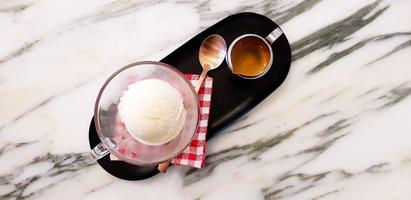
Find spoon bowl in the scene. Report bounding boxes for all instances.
[199,35,227,71]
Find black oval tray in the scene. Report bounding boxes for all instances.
[89,12,291,180]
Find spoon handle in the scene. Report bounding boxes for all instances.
[158,161,170,173]
[158,69,209,173]
[195,69,208,93]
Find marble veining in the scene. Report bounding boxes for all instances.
[1,0,411,199]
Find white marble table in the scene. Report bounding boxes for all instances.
[1,0,411,199]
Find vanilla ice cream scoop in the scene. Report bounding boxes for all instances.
[118,79,187,145]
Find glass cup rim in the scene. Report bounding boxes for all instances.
[93,61,200,165]
[226,34,273,79]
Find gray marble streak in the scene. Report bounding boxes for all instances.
[0,142,31,156]
[0,40,40,66]
[267,0,322,25]
[367,38,411,65]
[261,159,409,200]
[375,83,411,109]
[76,0,166,24]
[312,189,341,200]
[0,4,31,13]
[0,152,94,199]
[262,169,351,199]
[292,0,387,62]
[309,32,411,74]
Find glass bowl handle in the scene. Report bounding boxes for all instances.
[90,138,117,160]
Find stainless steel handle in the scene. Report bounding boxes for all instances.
[266,27,283,44]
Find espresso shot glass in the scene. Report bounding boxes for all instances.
[226,27,283,79]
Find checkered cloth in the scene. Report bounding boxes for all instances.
[171,74,212,168]
[110,74,212,169]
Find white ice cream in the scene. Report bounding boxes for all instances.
[118,79,187,145]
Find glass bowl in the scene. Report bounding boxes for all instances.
[94,61,199,166]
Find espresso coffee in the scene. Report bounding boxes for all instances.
[230,36,271,77]
[226,27,283,79]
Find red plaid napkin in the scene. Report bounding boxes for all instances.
[171,74,212,168]
[110,74,212,169]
